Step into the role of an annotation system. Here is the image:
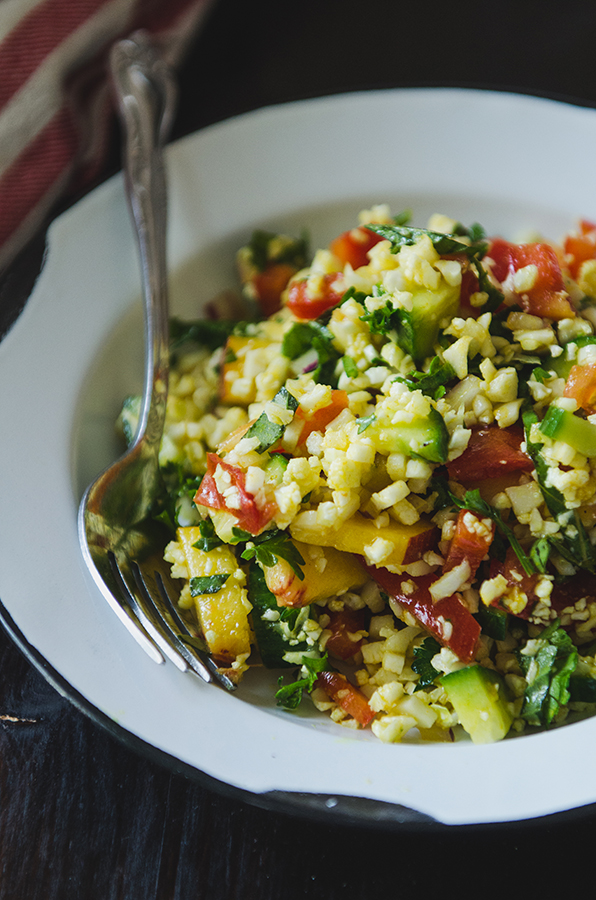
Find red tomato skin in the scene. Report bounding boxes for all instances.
[296,390,349,445]
[316,671,375,726]
[365,567,481,663]
[252,262,296,316]
[286,274,344,320]
[325,608,366,660]
[564,363,596,414]
[329,227,384,270]
[194,453,275,536]
[446,425,534,485]
[443,509,495,579]
[487,238,574,320]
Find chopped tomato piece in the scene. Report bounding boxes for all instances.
[296,390,349,445]
[252,262,297,316]
[325,607,367,660]
[487,238,575,320]
[194,453,275,536]
[564,363,596,414]
[564,220,596,280]
[443,509,495,579]
[316,671,375,726]
[286,273,344,320]
[447,425,534,485]
[365,567,481,663]
[329,227,384,270]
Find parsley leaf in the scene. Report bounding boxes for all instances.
[394,356,456,399]
[190,574,229,596]
[275,654,330,710]
[241,529,305,579]
[359,297,406,338]
[412,637,442,691]
[192,518,223,552]
[517,619,578,727]
[366,223,487,260]
[244,386,298,453]
[281,321,340,386]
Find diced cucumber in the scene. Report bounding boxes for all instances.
[539,405,596,457]
[395,283,460,363]
[549,335,596,379]
[264,452,289,485]
[440,665,513,743]
[366,405,449,464]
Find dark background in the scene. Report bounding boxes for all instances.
[2,0,596,896]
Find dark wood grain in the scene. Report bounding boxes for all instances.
[3,1,596,896]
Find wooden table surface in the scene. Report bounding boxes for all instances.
[2,1,596,896]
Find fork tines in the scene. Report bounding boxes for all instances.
[108,551,235,691]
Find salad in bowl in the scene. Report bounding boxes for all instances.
[118,203,596,745]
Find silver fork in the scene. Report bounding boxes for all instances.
[78,32,234,691]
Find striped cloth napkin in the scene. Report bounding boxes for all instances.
[0,0,215,273]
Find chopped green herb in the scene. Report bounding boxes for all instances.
[395,356,456,399]
[282,321,340,386]
[530,537,551,574]
[359,297,405,338]
[532,366,551,384]
[412,637,442,690]
[357,414,376,434]
[192,518,223,552]
[244,385,298,453]
[366,223,488,260]
[189,574,230,596]
[517,618,578,727]
[241,529,305,579]
[275,654,330,710]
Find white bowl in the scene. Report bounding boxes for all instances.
[2,88,596,826]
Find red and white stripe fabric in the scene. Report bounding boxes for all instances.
[0,0,215,272]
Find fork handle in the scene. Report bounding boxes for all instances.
[109,32,176,455]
